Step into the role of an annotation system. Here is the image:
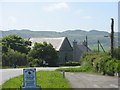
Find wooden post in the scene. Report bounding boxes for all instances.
[98,40,99,52]
[86,36,88,52]
[62,71,65,78]
[111,18,114,58]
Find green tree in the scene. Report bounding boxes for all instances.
[28,42,58,66]
[2,49,28,66]
[2,35,31,54]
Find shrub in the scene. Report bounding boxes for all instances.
[28,59,42,67]
[113,46,120,60]
[80,52,120,76]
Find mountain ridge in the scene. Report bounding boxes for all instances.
[1,29,118,50]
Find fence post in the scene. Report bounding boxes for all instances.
[62,71,65,78]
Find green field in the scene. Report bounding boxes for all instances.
[2,71,71,89]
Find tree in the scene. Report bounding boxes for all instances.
[28,42,59,66]
[2,49,28,66]
[2,35,31,54]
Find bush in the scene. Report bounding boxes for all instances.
[80,52,120,76]
[28,59,42,67]
[113,46,120,60]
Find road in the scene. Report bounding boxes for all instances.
[0,67,73,86]
[0,67,119,89]
[65,72,119,88]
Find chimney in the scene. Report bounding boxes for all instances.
[73,40,77,48]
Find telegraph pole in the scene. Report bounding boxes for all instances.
[111,18,114,58]
[86,36,88,52]
[98,40,99,52]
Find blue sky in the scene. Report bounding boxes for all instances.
[0,2,118,32]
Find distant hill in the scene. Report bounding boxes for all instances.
[1,29,118,51]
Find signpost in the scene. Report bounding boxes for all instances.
[21,68,40,90]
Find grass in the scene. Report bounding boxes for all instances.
[56,67,100,75]
[56,67,109,76]
[2,71,71,89]
[56,67,87,72]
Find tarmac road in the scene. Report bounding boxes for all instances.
[1,67,119,89]
[65,72,119,88]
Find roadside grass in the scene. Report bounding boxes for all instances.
[56,67,111,76]
[2,71,71,89]
[56,67,100,75]
[56,67,86,72]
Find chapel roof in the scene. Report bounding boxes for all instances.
[29,37,66,51]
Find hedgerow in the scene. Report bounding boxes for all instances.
[80,52,120,76]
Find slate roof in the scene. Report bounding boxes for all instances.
[29,37,66,51]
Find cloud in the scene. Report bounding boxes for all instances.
[83,16,92,19]
[43,2,69,12]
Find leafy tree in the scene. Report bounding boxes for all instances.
[28,42,58,66]
[2,49,28,66]
[2,35,31,54]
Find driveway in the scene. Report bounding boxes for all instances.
[65,72,119,88]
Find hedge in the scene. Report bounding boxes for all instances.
[80,52,120,76]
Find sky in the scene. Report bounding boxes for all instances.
[0,1,118,32]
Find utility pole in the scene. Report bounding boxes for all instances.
[98,40,99,52]
[86,36,88,52]
[111,18,114,58]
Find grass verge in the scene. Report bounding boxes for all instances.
[56,67,87,72]
[2,71,71,89]
[56,67,100,75]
